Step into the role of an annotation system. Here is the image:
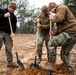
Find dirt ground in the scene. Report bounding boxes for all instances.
[0,34,76,75]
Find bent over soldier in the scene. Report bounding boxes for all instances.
[48,2,76,75]
[0,2,18,68]
[34,5,50,63]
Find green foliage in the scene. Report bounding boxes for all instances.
[63,0,76,17]
[16,0,40,34]
[0,0,40,34]
[0,0,15,8]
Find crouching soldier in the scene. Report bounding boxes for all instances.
[48,2,76,75]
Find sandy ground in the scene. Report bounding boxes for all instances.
[0,34,76,75]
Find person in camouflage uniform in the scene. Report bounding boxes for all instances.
[0,2,18,68]
[48,2,76,75]
[34,5,50,63]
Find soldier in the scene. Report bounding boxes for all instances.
[34,5,50,63]
[48,2,76,75]
[0,2,18,68]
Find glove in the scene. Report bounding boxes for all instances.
[49,30,55,36]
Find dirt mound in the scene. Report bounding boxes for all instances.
[11,68,49,75]
[56,63,76,75]
[11,63,76,75]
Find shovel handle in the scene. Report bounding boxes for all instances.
[50,20,52,40]
[8,17,13,33]
[16,52,18,61]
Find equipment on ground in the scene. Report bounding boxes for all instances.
[30,56,39,69]
[16,52,25,70]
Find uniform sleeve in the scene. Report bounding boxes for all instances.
[0,9,4,20]
[51,7,66,23]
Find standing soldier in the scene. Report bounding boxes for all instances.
[48,2,76,75]
[34,5,50,63]
[0,1,18,68]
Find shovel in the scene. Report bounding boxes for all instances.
[30,56,39,69]
[47,19,55,75]
[8,17,25,70]
[16,52,25,70]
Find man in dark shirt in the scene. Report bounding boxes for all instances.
[0,1,18,68]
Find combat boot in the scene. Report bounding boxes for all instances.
[7,61,18,68]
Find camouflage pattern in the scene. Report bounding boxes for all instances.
[0,31,13,62]
[48,32,76,72]
[36,32,50,59]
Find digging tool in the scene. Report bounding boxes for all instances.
[49,20,53,40]
[34,19,42,64]
[35,19,39,53]
[30,56,39,69]
[16,52,25,70]
[47,20,54,75]
[8,17,25,70]
[36,19,42,64]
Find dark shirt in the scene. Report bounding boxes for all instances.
[0,8,17,34]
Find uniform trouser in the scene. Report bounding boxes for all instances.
[48,32,76,72]
[0,31,13,62]
[0,40,3,49]
[36,33,50,59]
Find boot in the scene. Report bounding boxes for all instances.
[37,55,42,64]
[7,61,18,68]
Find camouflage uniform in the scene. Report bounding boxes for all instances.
[35,5,50,61]
[0,31,13,62]
[48,32,76,71]
[37,33,50,59]
[48,2,76,73]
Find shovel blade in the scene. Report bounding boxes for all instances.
[17,60,25,70]
[16,52,25,70]
[30,63,39,69]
